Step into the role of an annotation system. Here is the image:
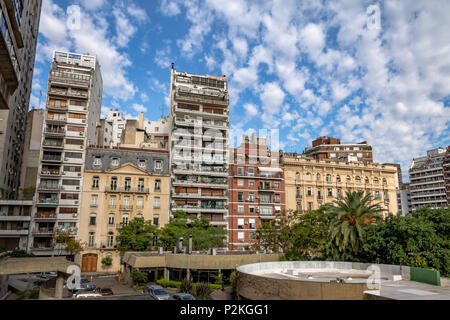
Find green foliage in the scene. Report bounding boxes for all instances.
[192,282,212,299]
[326,190,383,254]
[53,230,84,254]
[116,218,158,252]
[230,270,237,299]
[131,269,148,285]
[158,211,227,251]
[215,272,223,285]
[8,249,35,258]
[101,256,112,266]
[22,187,35,199]
[157,279,181,288]
[179,278,193,293]
[15,289,39,300]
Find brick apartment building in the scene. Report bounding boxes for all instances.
[228,134,285,250]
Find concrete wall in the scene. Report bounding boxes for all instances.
[0,257,76,275]
[236,261,411,300]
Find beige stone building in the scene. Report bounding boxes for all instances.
[76,147,170,273]
[282,154,399,216]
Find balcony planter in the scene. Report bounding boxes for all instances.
[101,256,113,267]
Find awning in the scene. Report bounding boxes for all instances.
[258,167,282,172]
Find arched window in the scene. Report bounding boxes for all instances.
[317,173,321,182]
[383,178,387,184]
[355,176,361,182]
[336,175,341,183]
[374,177,379,184]
[305,172,311,180]
[365,177,369,184]
[296,172,300,181]
[346,175,351,182]
[326,174,332,183]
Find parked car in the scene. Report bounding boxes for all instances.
[74,292,103,299]
[33,280,44,286]
[170,293,196,300]
[98,288,114,296]
[143,285,170,300]
[71,288,90,298]
[41,272,57,279]
[80,278,96,291]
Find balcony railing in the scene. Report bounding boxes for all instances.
[33,228,55,234]
[35,213,57,219]
[42,155,63,162]
[119,205,133,210]
[105,186,149,193]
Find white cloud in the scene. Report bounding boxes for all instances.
[132,104,147,113]
[243,103,258,117]
[160,0,182,16]
[78,0,106,11]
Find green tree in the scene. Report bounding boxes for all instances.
[253,211,292,253]
[116,218,158,252]
[325,191,383,254]
[131,269,148,285]
[53,229,84,255]
[158,211,226,251]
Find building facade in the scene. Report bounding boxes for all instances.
[0,199,32,250]
[77,146,170,272]
[397,183,412,216]
[283,154,399,216]
[105,109,126,147]
[0,0,42,199]
[228,134,284,250]
[304,136,373,164]
[29,51,103,256]
[169,66,229,230]
[409,148,447,211]
[444,146,450,206]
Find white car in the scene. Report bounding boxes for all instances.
[75,292,103,299]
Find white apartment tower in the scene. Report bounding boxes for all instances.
[169,65,229,230]
[409,148,447,211]
[106,109,126,146]
[29,51,102,256]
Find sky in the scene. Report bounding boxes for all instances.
[30,0,450,180]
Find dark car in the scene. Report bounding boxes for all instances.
[80,278,96,291]
[98,288,114,296]
[41,272,57,279]
[33,280,44,286]
[171,293,196,300]
[143,285,170,300]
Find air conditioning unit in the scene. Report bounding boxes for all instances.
[76,186,80,190]
[79,132,84,136]
[72,213,78,218]
[77,173,81,176]
[82,120,86,123]
[74,201,79,204]
[80,146,83,149]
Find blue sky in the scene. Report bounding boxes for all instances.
[30,0,450,180]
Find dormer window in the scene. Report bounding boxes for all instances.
[138,160,146,169]
[111,157,119,167]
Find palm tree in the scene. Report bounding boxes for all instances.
[325,190,383,254]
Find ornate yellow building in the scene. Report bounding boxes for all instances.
[283,154,399,216]
[76,147,170,273]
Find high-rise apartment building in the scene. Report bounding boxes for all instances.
[304,136,373,164]
[397,182,412,216]
[444,146,450,206]
[0,0,42,199]
[283,153,399,216]
[105,109,126,146]
[169,65,229,230]
[228,134,284,250]
[409,148,447,211]
[29,51,103,256]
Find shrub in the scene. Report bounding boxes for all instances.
[193,282,212,299]
[101,256,112,266]
[230,270,237,299]
[131,269,147,285]
[179,278,193,293]
[156,279,180,288]
[215,273,223,285]
[8,249,35,258]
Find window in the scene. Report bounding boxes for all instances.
[62,179,80,186]
[137,196,144,209]
[375,191,381,199]
[249,181,255,187]
[123,196,130,208]
[330,153,336,158]
[327,188,333,197]
[108,215,114,225]
[153,215,159,226]
[89,214,96,226]
[274,194,281,203]
[249,232,256,240]
[238,219,244,229]
[326,174,332,183]
[249,207,255,213]
[307,187,313,196]
[337,189,342,199]
[248,167,254,176]
[154,160,162,171]
[107,232,114,247]
[249,219,256,229]
[305,172,311,180]
[155,179,161,191]
[374,177,379,184]
[383,178,387,185]
[357,153,363,158]
[296,187,301,199]
[296,204,302,213]
[92,176,99,189]
[307,202,313,211]
[248,192,255,202]
[356,176,361,182]
[384,191,389,202]
[109,196,116,208]
[138,160,146,169]
[237,167,244,176]
[260,206,273,216]
[237,179,244,187]
[122,214,129,225]
[238,192,244,202]
[237,232,244,241]
[154,197,160,209]
[336,175,341,183]
[317,188,322,199]
[90,195,98,207]
[65,152,82,159]
[110,177,117,191]
[295,172,301,181]
[346,175,351,182]
[88,232,95,248]
[238,206,244,213]
[138,178,144,192]
[111,158,119,167]
[317,173,321,182]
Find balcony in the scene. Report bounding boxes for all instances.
[172,192,227,200]
[258,186,274,192]
[50,71,90,88]
[44,128,66,136]
[172,180,228,189]
[119,205,133,211]
[32,228,55,235]
[43,141,64,149]
[42,155,63,163]
[174,91,228,107]
[40,169,61,177]
[34,213,57,220]
[0,229,29,236]
[105,186,149,193]
[38,184,63,191]
[0,25,20,103]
